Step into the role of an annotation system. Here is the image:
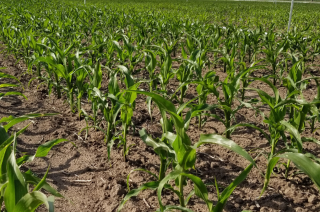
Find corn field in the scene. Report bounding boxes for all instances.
[0,0,320,211]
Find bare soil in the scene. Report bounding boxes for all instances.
[0,51,320,212]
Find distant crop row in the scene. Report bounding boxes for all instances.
[0,0,320,211]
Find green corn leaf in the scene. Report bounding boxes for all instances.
[278,152,320,190]
[0,143,12,183]
[275,99,320,108]
[16,155,35,166]
[118,65,134,88]
[195,134,255,166]
[127,90,176,113]
[255,78,279,103]
[63,42,75,55]
[226,123,270,143]
[48,196,55,212]
[0,124,30,150]
[163,132,177,145]
[117,181,159,212]
[184,190,195,206]
[173,135,196,170]
[0,83,19,88]
[302,137,320,146]
[213,164,253,212]
[260,157,280,196]
[1,114,58,132]
[127,168,158,191]
[54,64,67,79]
[3,117,30,132]
[108,72,120,96]
[0,126,9,144]
[126,90,189,142]
[280,121,303,152]
[23,170,63,197]
[246,88,274,109]
[139,129,176,159]
[33,166,50,192]
[0,92,27,100]
[184,104,216,129]
[176,97,198,115]
[92,62,102,89]
[163,205,194,212]
[181,172,212,211]
[13,191,50,212]
[0,71,20,83]
[107,138,115,161]
[35,139,68,157]
[158,169,182,210]
[4,145,28,212]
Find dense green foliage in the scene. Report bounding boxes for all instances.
[1,0,320,211]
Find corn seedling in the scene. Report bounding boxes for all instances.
[117,91,256,212]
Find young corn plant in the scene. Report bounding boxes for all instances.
[144,50,158,92]
[228,78,320,194]
[240,61,264,101]
[117,65,140,162]
[0,114,66,212]
[89,71,123,159]
[310,77,320,132]
[282,61,320,133]
[84,60,103,125]
[155,46,175,93]
[207,66,259,138]
[36,37,78,112]
[263,30,288,85]
[72,50,89,117]
[113,34,143,73]
[174,62,193,105]
[29,36,47,77]
[0,68,26,100]
[287,28,315,71]
[117,91,256,212]
[181,43,209,128]
[219,42,237,78]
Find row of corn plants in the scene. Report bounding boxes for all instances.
[0,0,320,211]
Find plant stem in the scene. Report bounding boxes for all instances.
[123,122,128,162]
[37,63,41,77]
[69,91,74,113]
[285,159,290,179]
[311,117,315,133]
[92,102,97,124]
[225,111,231,139]
[106,122,113,144]
[241,82,246,101]
[77,97,81,119]
[54,72,61,98]
[198,97,203,130]
[273,66,276,85]
[271,139,276,158]
[178,175,185,207]
[180,85,186,104]
[159,158,166,181]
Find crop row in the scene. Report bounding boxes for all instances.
[0,0,320,211]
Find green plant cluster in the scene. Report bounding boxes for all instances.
[0,0,320,211]
[0,70,67,211]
